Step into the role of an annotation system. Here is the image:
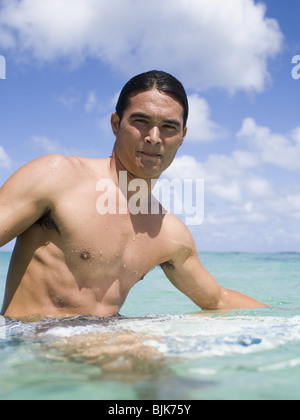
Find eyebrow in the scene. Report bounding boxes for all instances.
[129,112,182,128]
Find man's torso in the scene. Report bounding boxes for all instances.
[1,157,177,318]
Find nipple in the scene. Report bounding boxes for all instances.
[80,252,91,261]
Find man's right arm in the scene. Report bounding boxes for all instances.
[0,155,64,247]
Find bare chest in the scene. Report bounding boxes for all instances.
[9,198,169,317]
[47,190,168,286]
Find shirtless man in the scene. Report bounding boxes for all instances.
[0,70,267,318]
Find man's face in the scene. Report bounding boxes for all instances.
[111,89,187,179]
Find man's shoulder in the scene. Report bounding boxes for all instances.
[20,154,98,180]
[6,154,83,196]
[20,154,76,174]
[37,154,83,171]
[161,213,196,254]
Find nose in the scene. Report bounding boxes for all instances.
[145,126,162,145]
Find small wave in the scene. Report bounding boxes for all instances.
[103,314,300,358]
[1,314,300,360]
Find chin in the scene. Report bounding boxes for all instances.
[134,168,161,180]
[131,160,162,179]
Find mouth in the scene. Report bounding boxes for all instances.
[137,151,162,159]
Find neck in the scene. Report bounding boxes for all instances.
[110,148,159,200]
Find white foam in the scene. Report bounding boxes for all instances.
[40,324,109,338]
[4,314,300,360]
[110,315,300,358]
[257,358,300,372]
[0,316,6,340]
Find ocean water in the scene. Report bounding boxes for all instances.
[0,251,299,400]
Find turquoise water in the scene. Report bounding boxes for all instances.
[0,251,299,400]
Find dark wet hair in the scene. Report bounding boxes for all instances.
[116,70,189,127]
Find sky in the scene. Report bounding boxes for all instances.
[0,0,300,253]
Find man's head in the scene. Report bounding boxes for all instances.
[116,70,189,128]
[111,70,189,179]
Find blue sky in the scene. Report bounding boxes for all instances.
[0,0,300,252]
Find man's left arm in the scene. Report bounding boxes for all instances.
[161,228,268,311]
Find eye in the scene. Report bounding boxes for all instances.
[134,118,148,125]
[162,124,178,131]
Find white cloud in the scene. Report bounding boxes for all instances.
[32,135,89,157]
[210,180,242,204]
[58,87,80,110]
[166,153,247,204]
[0,147,13,186]
[32,136,63,154]
[238,118,300,170]
[232,150,260,170]
[278,195,300,220]
[244,176,273,198]
[163,122,300,250]
[187,95,228,143]
[165,152,275,219]
[85,91,98,113]
[0,146,12,169]
[0,0,283,93]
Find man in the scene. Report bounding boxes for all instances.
[0,70,267,318]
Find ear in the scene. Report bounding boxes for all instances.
[111,112,120,136]
[180,126,188,147]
